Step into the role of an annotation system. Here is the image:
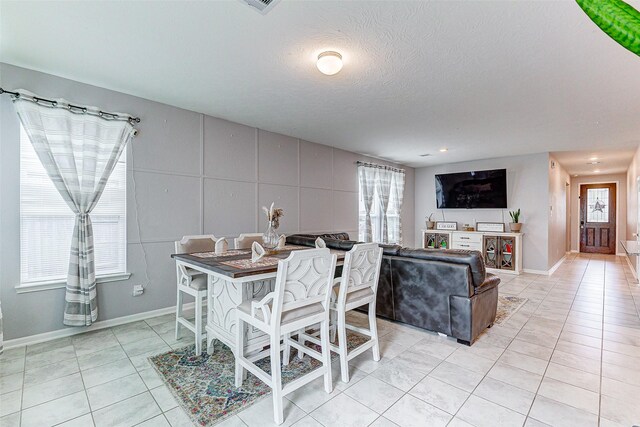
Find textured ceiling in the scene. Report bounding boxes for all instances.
[552,147,637,176]
[1,0,639,169]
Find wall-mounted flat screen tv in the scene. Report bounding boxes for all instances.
[435,168,508,209]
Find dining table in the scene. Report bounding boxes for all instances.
[171,245,346,356]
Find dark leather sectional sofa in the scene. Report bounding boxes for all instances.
[286,232,500,345]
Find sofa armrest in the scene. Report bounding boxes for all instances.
[474,272,500,295]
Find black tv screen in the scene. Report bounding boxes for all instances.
[435,169,508,209]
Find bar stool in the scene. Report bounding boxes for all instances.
[174,234,217,355]
[329,243,383,382]
[234,233,264,249]
[235,248,337,424]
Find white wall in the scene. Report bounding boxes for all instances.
[569,173,627,255]
[548,155,570,269]
[626,145,640,271]
[0,63,414,340]
[414,153,550,272]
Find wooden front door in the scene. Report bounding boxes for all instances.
[580,183,616,254]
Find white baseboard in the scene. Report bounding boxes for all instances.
[3,302,196,350]
[522,268,549,275]
[548,255,566,276]
[522,255,566,276]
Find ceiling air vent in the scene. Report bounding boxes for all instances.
[239,0,280,14]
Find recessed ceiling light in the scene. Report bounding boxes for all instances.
[316,51,343,76]
[439,148,448,152]
[594,170,601,173]
[589,156,599,161]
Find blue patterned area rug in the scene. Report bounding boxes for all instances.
[150,332,368,426]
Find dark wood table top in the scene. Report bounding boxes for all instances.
[171,245,345,279]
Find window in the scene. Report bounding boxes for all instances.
[587,188,609,223]
[358,166,405,244]
[20,126,127,285]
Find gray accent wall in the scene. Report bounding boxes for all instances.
[413,153,550,272]
[0,63,414,341]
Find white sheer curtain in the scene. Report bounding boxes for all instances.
[388,170,406,244]
[14,91,136,326]
[358,163,405,245]
[375,168,393,244]
[358,164,377,242]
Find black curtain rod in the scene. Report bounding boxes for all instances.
[356,161,405,173]
[0,87,141,125]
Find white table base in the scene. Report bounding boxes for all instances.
[205,275,275,356]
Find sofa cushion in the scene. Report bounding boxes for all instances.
[286,234,402,256]
[396,248,486,288]
[285,235,319,247]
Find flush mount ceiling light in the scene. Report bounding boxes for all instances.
[316,51,343,76]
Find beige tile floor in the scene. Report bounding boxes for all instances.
[1,253,639,427]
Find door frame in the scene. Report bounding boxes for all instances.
[576,181,620,255]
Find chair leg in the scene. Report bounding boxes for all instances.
[337,308,350,383]
[283,333,291,366]
[297,328,305,360]
[270,334,284,425]
[369,302,380,362]
[320,318,333,394]
[329,309,337,343]
[175,288,183,341]
[195,292,203,355]
[235,317,245,388]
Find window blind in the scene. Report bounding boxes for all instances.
[19,126,127,284]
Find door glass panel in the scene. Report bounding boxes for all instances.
[587,188,609,223]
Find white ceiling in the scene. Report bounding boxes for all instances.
[552,147,637,176]
[1,0,639,169]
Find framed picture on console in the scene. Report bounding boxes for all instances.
[476,222,505,233]
[436,221,458,231]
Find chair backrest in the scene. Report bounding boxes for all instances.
[271,248,337,326]
[335,243,383,305]
[175,235,218,254]
[234,233,264,249]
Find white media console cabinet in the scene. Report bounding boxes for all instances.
[421,229,523,275]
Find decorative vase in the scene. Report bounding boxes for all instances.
[262,221,279,249]
[509,223,522,233]
[426,221,435,230]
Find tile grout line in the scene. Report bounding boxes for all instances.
[451,274,556,426]
[523,254,589,424]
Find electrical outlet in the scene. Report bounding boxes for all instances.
[132,284,144,297]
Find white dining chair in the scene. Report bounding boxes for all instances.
[234,233,264,249]
[174,234,217,355]
[328,243,383,383]
[235,248,337,425]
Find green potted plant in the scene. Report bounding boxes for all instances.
[425,213,436,230]
[509,209,522,232]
